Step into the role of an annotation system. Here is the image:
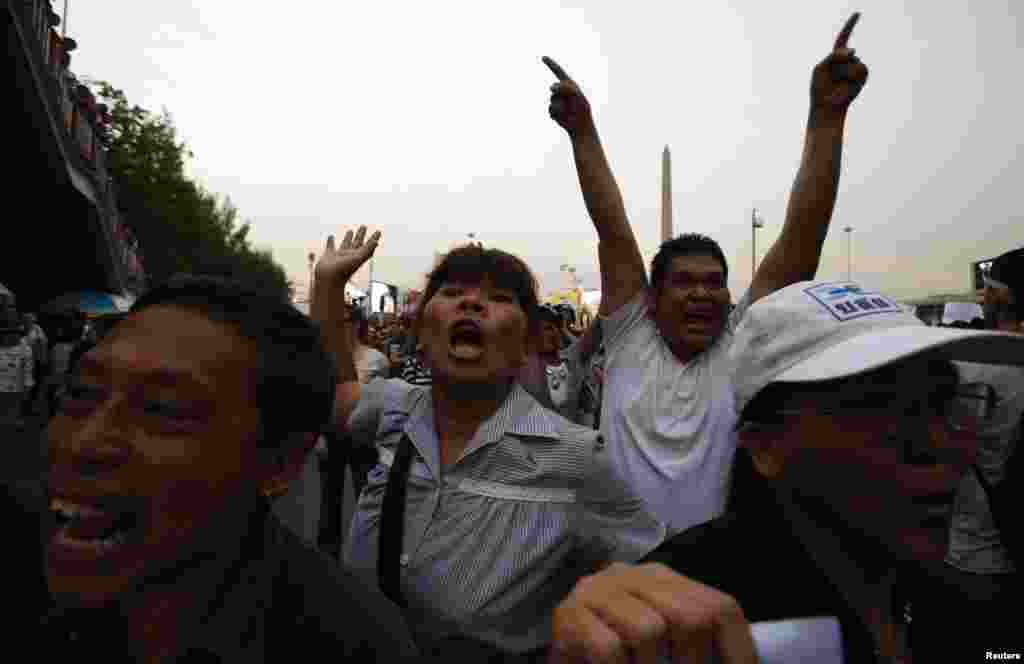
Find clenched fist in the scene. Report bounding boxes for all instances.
[548,562,757,664]
[543,56,595,138]
[810,13,869,117]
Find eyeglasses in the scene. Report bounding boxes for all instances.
[754,382,1000,435]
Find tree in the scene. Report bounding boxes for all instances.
[94,82,293,299]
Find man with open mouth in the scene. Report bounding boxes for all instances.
[7,271,759,662]
[30,275,421,662]
[632,279,1024,661]
[543,13,870,536]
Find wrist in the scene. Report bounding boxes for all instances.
[569,119,599,144]
[807,106,847,132]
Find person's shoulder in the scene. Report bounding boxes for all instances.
[638,516,756,601]
[517,387,596,436]
[362,377,421,406]
[601,290,655,345]
[955,361,1024,389]
[642,514,742,568]
[267,517,420,657]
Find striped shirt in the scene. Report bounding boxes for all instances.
[399,355,432,386]
[344,379,664,654]
[0,340,34,393]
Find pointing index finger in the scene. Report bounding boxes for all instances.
[834,12,860,51]
[542,56,572,82]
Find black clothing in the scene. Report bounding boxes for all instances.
[6,482,422,663]
[641,470,1016,662]
[641,510,879,663]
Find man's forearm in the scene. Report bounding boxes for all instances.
[785,113,846,250]
[752,113,846,302]
[571,125,647,316]
[570,125,632,243]
[312,282,358,384]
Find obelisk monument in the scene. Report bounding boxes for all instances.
[661,145,673,243]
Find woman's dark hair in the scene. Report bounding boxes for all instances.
[412,244,542,342]
[650,233,729,292]
[129,274,336,452]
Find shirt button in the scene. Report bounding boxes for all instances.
[400,553,410,567]
[595,435,605,449]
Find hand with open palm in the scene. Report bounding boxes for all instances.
[315,226,381,288]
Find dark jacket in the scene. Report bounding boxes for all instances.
[6,482,421,663]
[640,509,880,663]
[640,463,1017,663]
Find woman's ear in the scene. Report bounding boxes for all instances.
[737,424,789,480]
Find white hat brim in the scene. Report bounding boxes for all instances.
[773,327,1024,385]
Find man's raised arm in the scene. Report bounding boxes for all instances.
[544,57,646,317]
[311,226,381,433]
[749,13,869,304]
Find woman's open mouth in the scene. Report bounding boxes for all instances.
[449,321,484,361]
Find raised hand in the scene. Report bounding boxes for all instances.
[810,13,869,115]
[315,226,381,287]
[543,56,595,137]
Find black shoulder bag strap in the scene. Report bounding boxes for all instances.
[378,434,415,608]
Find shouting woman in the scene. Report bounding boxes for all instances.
[313,227,662,658]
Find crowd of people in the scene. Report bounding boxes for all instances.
[4,12,1023,663]
[0,286,112,427]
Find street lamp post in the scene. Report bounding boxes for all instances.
[751,208,764,281]
[843,226,853,281]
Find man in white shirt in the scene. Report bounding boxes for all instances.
[943,247,1023,622]
[544,13,869,534]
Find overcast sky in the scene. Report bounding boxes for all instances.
[66,0,1020,300]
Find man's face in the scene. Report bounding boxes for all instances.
[418,278,528,385]
[652,254,731,355]
[752,359,979,564]
[44,305,270,608]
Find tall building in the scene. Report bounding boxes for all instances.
[661,145,673,243]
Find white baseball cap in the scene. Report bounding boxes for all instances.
[731,280,1024,415]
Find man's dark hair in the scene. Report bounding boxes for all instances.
[537,305,562,326]
[128,274,336,451]
[990,247,1024,321]
[650,233,729,292]
[413,244,542,341]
